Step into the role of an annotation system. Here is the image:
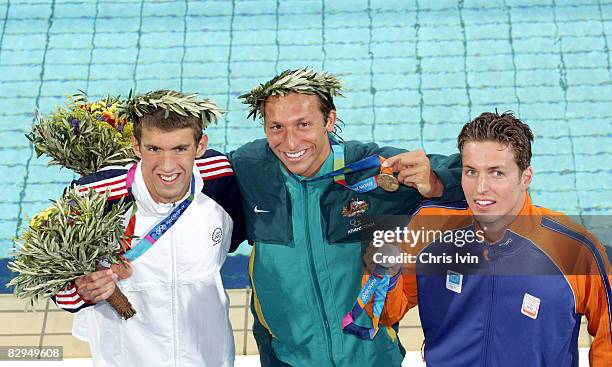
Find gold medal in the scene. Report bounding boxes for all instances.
[378,156,399,192]
[377,173,399,192]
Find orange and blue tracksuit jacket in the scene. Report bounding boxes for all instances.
[380,195,612,367]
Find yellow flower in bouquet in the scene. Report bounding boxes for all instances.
[29,206,58,230]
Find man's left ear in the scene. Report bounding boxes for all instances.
[131,135,142,159]
[325,110,337,133]
[196,134,208,157]
[521,166,533,191]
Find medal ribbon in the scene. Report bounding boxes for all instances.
[305,142,390,194]
[120,163,196,262]
[341,267,400,340]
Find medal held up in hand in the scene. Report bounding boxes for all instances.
[305,142,401,194]
[376,162,399,192]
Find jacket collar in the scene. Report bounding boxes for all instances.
[129,162,203,215]
[468,193,539,247]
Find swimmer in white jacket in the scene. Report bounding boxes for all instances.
[53,91,246,367]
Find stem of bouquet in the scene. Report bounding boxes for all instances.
[96,264,136,320]
[106,287,136,320]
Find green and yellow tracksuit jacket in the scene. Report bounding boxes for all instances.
[228,138,463,367]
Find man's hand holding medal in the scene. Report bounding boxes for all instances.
[382,149,445,198]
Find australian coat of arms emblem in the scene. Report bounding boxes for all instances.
[341,198,369,217]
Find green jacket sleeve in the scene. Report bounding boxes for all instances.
[373,142,463,203]
[428,152,464,203]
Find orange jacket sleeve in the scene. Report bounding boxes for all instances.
[560,230,612,366]
[364,205,470,326]
[361,272,418,327]
[583,273,612,366]
[364,213,425,326]
[572,233,612,365]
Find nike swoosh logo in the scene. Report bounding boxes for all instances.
[253,206,270,213]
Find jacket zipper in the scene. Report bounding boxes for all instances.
[480,259,495,366]
[302,183,336,367]
[170,228,180,366]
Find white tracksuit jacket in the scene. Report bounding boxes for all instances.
[53,150,245,367]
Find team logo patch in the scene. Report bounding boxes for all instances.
[521,293,541,319]
[446,270,463,294]
[212,227,222,246]
[341,198,369,217]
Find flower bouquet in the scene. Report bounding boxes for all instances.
[7,187,136,319]
[27,92,137,176]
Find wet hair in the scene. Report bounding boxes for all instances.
[457,111,534,171]
[133,107,203,144]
